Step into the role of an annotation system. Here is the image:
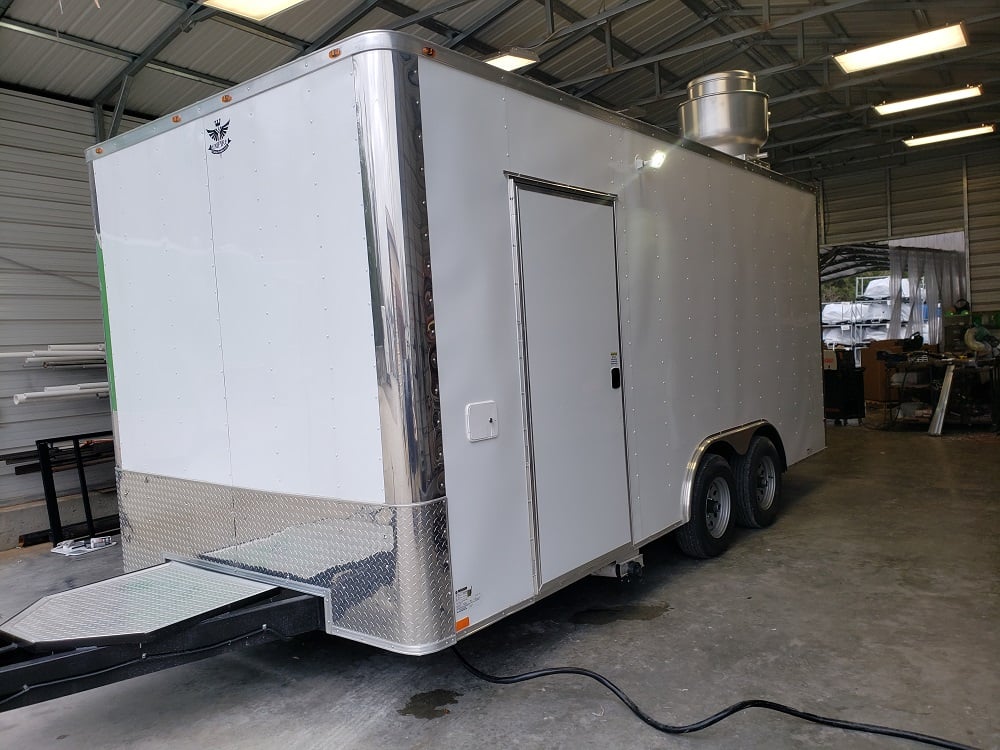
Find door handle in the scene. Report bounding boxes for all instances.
[610,366,621,389]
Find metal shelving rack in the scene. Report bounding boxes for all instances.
[821,276,920,367]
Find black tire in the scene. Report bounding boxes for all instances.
[734,436,782,529]
[676,454,736,559]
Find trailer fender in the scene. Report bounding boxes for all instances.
[680,420,787,522]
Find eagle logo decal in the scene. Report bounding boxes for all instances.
[206,119,231,155]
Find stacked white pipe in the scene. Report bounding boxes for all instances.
[0,343,107,367]
[13,383,110,405]
[4,344,109,405]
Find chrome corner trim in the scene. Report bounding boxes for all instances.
[117,471,456,652]
[86,30,813,195]
[355,49,444,507]
[679,419,770,521]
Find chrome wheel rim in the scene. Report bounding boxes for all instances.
[755,456,777,510]
[705,477,731,539]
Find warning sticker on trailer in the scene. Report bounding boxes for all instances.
[455,586,480,614]
[609,352,619,368]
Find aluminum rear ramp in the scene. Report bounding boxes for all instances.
[0,561,276,649]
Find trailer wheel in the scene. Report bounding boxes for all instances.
[734,436,781,529]
[676,454,735,558]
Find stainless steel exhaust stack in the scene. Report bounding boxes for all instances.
[678,71,768,159]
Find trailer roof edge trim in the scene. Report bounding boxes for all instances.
[84,30,812,194]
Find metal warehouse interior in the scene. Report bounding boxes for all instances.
[0,1,998,749]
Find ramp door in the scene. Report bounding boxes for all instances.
[0,561,276,650]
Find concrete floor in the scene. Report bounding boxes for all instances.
[0,426,997,749]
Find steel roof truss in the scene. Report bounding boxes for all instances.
[553,0,875,89]
[302,0,381,55]
[93,4,214,107]
[156,0,308,49]
[0,17,230,91]
[444,0,524,49]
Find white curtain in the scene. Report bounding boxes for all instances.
[888,250,905,337]
[887,246,966,344]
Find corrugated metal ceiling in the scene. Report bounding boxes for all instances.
[1,0,997,179]
[0,29,126,100]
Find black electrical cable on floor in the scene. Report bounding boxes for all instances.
[452,648,977,750]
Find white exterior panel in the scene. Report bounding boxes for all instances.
[502,82,822,539]
[201,64,383,502]
[420,71,537,624]
[421,61,823,630]
[94,123,232,484]
[92,64,383,502]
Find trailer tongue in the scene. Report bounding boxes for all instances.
[0,562,324,711]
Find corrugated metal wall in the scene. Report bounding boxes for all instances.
[0,90,138,518]
[821,171,888,242]
[821,149,1000,310]
[967,151,1000,310]
[889,162,964,238]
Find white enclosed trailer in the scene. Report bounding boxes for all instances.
[1,31,822,681]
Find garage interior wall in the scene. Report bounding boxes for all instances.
[0,89,141,547]
[820,149,1000,310]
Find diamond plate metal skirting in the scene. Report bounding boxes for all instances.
[118,470,237,571]
[117,470,456,654]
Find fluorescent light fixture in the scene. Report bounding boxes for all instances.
[834,24,967,74]
[903,124,995,148]
[875,85,982,116]
[484,47,540,72]
[635,150,667,170]
[202,0,311,21]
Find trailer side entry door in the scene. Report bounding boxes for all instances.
[512,180,632,587]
